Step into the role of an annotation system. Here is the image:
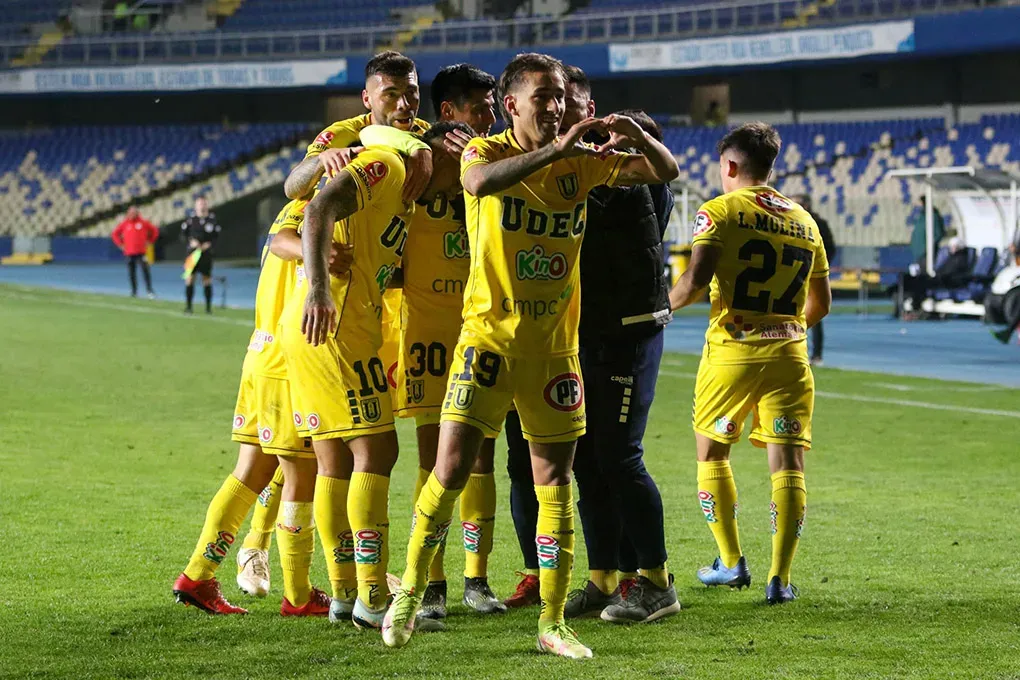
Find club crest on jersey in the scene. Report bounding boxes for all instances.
[408,379,425,404]
[556,173,579,199]
[361,397,382,423]
[516,246,568,281]
[693,210,713,236]
[450,384,475,410]
[543,373,583,412]
[773,415,802,436]
[755,191,794,213]
[307,413,320,430]
[233,414,245,430]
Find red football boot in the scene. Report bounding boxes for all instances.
[503,572,540,608]
[281,587,331,617]
[173,573,248,615]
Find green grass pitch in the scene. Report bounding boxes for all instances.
[2,283,1019,679]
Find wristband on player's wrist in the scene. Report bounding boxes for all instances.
[358,124,429,157]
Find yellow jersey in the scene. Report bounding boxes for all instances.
[692,186,829,365]
[404,194,470,320]
[248,199,307,378]
[305,113,430,159]
[459,129,630,358]
[279,147,413,351]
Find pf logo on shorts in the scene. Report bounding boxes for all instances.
[307,413,320,430]
[233,414,245,430]
[543,373,584,412]
[259,426,273,443]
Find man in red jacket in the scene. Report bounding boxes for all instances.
[112,206,160,298]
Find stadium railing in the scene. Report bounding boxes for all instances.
[0,0,984,66]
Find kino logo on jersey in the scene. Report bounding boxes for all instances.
[773,415,802,436]
[462,521,482,554]
[444,228,469,259]
[354,529,383,565]
[516,246,567,281]
[202,531,235,564]
[334,530,355,564]
[698,490,717,523]
[715,416,737,436]
[423,519,452,550]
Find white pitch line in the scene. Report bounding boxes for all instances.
[0,290,251,328]
[657,369,1020,419]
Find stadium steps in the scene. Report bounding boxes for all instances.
[10,27,67,68]
[1,252,53,265]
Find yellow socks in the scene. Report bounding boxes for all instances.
[697,460,743,568]
[619,570,638,582]
[590,569,618,595]
[414,467,447,583]
[768,470,807,586]
[242,466,284,552]
[461,472,496,579]
[640,566,669,589]
[403,473,459,593]
[314,475,356,600]
[276,500,314,607]
[535,484,574,625]
[183,475,257,581]
[349,472,390,609]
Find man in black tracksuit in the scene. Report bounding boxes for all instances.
[504,68,678,623]
[180,196,221,313]
[798,195,836,364]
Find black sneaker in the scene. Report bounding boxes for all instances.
[418,580,447,620]
[992,328,1014,344]
[564,580,620,619]
[463,577,506,614]
[600,575,681,624]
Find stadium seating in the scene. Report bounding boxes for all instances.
[0,123,314,237]
[221,0,436,32]
[0,0,66,39]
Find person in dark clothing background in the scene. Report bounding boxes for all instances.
[992,228,1020,343]
[502,68,679,625]
[901,236,971,319]
[181,196,221,314]
[798,195,836,365]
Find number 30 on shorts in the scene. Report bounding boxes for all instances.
[408,342,447,378]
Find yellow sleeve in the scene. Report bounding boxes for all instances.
[691,198,727,247]
[459,136,493,181]
[342,149,405,211]
[579,151,631,191]
[358,125,430,157]
[812,225,830,278]
[304,115,371,158]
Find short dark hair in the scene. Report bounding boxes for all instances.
[497,52,565,125]
[717,122,781,181]
[365,51,416,80]
[562,64,591,99]
[420,120,476,147]
[614,108,662,142]
[430,64,496,119]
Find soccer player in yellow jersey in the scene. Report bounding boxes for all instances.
[383,52,679,659]
[377,63,507,619]
[172,199,352,616]
[668,122,831,604]
[282,121,468,629]
[284,50,432,204]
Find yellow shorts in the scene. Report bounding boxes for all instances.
[231,366,314,458]
[380,288,402,408]
[441,340,586,444]
[281,325,395,442]
[692,354,814,449]
[394,314,461,420]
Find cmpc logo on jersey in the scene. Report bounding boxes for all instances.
[361,397,381,423]
[555,173,579,199]
[544,373,584,412]
[755,191,794,213]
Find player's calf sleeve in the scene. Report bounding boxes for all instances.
[183,475,258,581]
[461,473,496,579]
[535,484,575,626]
[276,501,314,607]
[402,473,459,593]
[314,475,356,600]
[348,472,390,609]
[697,460,743,568]
[768,470,806,586]
[242,466,284,552]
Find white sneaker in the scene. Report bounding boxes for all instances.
[236,548,270,597]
